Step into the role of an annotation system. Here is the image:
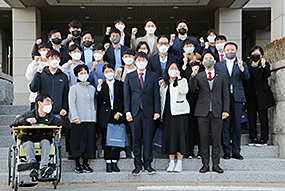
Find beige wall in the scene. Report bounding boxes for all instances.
[271,0,285,41]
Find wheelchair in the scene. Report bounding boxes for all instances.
[8,125,62,190]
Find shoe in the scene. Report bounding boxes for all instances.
[144,166,156,175]
[82,164,93,173]
[29,168,39,181]
[174,162,183,173]
[67,154,73,160]
[212,165,224,173]
[112,163,120,172]
[187,155,193,159]
[256,140,268,147]
[167,162,175,172]
[223,153,231,159]
[106,163,112,173]
[40,167,54,178]
[132,167,142,176]
[199,164,210,173]
[232,153,244,160]
[120,151,127,159]
[131,151,135,159]
[99,150,104,158]
[248,138,258,146]
[74,166,83,174]
[197,155,202,159]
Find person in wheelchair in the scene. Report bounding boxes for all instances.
[10,93,61,180]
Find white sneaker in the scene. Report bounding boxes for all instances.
[167,162,175,172]
[174,162,183,172]
[131,151,135,159]
[188,155,193,159]
[120,151,127,159]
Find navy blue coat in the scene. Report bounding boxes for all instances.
[169,36,199,57]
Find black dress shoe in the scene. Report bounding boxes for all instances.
[112,163,120,172]
[212,165,224,173]
[199,164,209,173]
[132,167,142,176]
[144,166,156,175]
[232,153,244,160]
[106,163,112,173]
[223,153,231,159]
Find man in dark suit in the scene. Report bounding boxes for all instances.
[124,52,160,175]
[80,31,95,65]
[103,18,131,48]
[215,42,250,160]
[214,35,227,62]
[169,19,199,57]
[190,50,229,173]
[148,35,178,80]
[105,28,128,72]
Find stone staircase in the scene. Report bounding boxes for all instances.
[0,105,285,184]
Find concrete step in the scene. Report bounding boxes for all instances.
[0,115,17,126]
[0,136,16,147]
[0,125,13,136]
[0,105,29,115]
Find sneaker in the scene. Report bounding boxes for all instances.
[256,140,268,147]
[74,165,83,174]
[248,138,258,146]
[40,167,54,178]
[167,162,175,172]
[82,164,93,173]
[29,168,39,181]
[197,155,202,159]
[120,151,127,159]
[187,155,193,159]
[174,162,183,173]
[99,150,104,158]
[131,151,135,159]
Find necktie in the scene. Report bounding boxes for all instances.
[221,54,224,61]
[139,73,144,109]
[208,72,212,80]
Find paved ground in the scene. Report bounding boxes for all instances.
[1,182,285,191]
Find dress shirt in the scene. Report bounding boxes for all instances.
[84,47,93,65]
[137,69,146,82]
[53,46,61,52]
[120,33,125,46]
[113,45,122,71]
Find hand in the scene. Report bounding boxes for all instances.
[37,67,43,73]
[114,113,120,120]
[104,43,110,50]
[106,27,111,34]
[92,61,99,70]
[34,56,41,62]
[205,42,210,49]
[199,37,204,43]
[67,34,72,41]
[60,109,67,116]
[183,53,188,67]
[237,60,244,70]
[26,117,37,124]
[126,114,133,122]
[159,79,164,87]
[222,112,229,120]
[261,58,266,68]
[153,113,160,120]
[132,27,138,36]
[192,66,199,76]
[176,70,181,78]
[116,67,123,76]
[97,79,103,88]
[170,34,175,43]
[67,60,73,66]
[69,41,75,46]
[36,39,42,45]
[73,118,81,124]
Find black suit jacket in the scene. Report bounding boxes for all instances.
[189,70,230,118]
[105,45,128,69]
[147,53,178,80]
[124,70,160,119]
[96,80,125,127]
[102,33,131,48]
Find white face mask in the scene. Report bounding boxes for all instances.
[93,53,103,61]
[139,49,148,54]
[146,27,156,34]
[184,47,194,54]
[43,104,52,114]
[136,62,147,70]
[105,72,114,80]
[116,24,125,32]
[72,52,81,61]
[168,69,177,78]
[208,36,216,43]
[78,74,89,82]
[123,58,134,65]
[215,43,225,52]
[49,60,60,68]
[158,45,169,54]
[40,51,48,59]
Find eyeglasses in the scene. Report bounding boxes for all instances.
[158,42,169,46]
[44,99,53,104]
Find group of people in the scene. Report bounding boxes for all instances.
[10,17,275,179]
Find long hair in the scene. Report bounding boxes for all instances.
[163,62,182,88]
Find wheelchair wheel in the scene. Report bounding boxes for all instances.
[11,146,17,189]
[8,147,12,186]
[54,145,62,184]
[14,175,18,191]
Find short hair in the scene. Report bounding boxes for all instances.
[48,29,61,39]
[38,42,52,50]
[215,35,227,42]
[68,20,82,29]
[122,49,135,57]
[249,45,264,56]
[136,41,150,53]
[176,19,188,28]
[114,18,126,26]
[73,64,89,76]
[144,18,157,27]
[109,28,121,36]
[46,49,61,59]
[81,30,94,38]
[182,39,195,47]
[69,44,83,52]
[92,44,105,51]
[201,50,217,62]
[35,93,51,108]
[157,35,170,43]
[134,52,148,61]
[224,42,238,50]
[102,63,115,73]
[206,29,218,37]
[189,52,201,61]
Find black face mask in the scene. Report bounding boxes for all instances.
[72,30,81,37]
[251,54,261,62]
[83,40,92,48]
[178,28,187,35]
[190,61,200,67]
[51,37,62,45]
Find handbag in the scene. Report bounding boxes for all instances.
[152,128,162,153]
[106,123,128,148]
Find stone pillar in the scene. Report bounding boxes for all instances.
[12,7,41,105]
[255,30,271,48]
[215,8,242,59]
[0,30,3,73]
[271,0,285,41]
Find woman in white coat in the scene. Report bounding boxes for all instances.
[160,62,190,173]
